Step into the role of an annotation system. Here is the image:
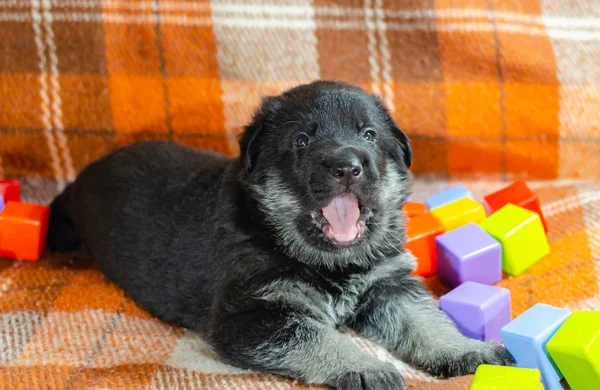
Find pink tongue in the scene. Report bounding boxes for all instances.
[321,194,361,242]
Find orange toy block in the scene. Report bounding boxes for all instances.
[484,180,548,232]
[0,202,50,261]
[406,213,444,277]
[0,179,20,203]
[404,201,427,219]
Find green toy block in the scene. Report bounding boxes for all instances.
[480,204,549,276]
[471,365,543,389]
[546,311,600,390]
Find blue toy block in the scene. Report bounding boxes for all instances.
[0,195,4,213]
[500,303,571,390]
[424,184,474,210]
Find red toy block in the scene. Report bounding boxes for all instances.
[483,180,548,232]
[406,213,444,277]
[0,202,50,261]
[0,179,20,203]
[404,201,427,219]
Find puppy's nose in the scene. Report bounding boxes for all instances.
[329,149,363,185]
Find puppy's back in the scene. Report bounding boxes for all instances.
[50,140,232,326]
[69,140,227,250]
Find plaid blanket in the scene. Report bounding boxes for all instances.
[1,178,598,389]
[1,0,599,389]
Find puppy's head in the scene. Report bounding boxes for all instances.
[240,81,411,269]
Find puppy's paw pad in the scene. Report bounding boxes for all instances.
[428,343,514,378]
[333,365,406,390]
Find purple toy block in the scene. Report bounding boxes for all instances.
[439,281,510,342]
[436,223,502,288]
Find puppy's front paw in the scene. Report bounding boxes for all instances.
[430,342,514,378]
[333,364,406,390]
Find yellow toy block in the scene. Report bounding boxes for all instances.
[471,365,543,389]
[429,198,486,232]
[480,204,549,276]
[546,311,600,390]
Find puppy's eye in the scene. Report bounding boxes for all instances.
[363,129,377,142]
[294,133,310,148]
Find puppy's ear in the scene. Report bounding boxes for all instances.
[239,96,281,175]
[390,122,412,168]
[372,96,412,168]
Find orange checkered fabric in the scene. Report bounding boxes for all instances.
[0,1,599,389]
[1,0,599,181]
[3,178,600,390]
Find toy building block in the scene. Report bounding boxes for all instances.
[471,365,543,390]
[500,303,571,390]
[436,223,502,288]
[480,204,549,276]
[406,213,444,277]
[0,202,50,261]
[546,311,600,390]
[403,201,426,219]
[430,197,487,232]
[424,183,473,211]
[439,281,510,342]
[484,180,548,232]
[0,179,20,207]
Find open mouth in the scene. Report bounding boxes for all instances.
[314,193,367,247]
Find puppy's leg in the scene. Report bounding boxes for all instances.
[348,272,514,377]
[209,310,405,389]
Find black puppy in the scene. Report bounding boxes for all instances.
[47,81,512,389]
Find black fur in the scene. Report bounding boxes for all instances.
[47,184,80,252]
[48,81,512,389]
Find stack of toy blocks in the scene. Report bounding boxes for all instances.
[404,184,480,278]
[499,304,600,390]
[0,179,50,261]
[408,182,600,389]
[405,181,550,282]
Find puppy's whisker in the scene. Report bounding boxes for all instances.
[281,120,304,127]
[298,192,312,203]
[288,106,309,121]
